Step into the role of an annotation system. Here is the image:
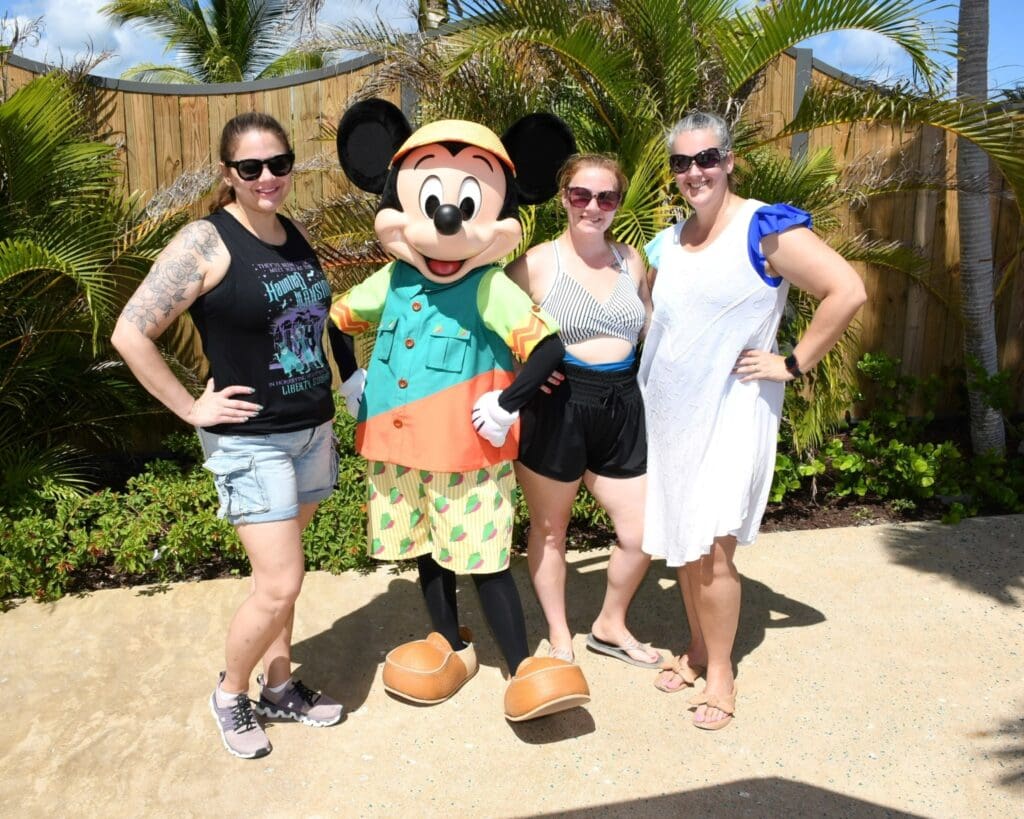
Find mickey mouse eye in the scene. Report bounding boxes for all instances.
[457,178,482,220]
[419,175,444,219]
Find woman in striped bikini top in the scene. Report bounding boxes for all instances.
[505,153,661,673]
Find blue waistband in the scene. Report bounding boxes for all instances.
[563,350,636,372]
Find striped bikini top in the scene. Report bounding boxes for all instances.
[539,240,646,347]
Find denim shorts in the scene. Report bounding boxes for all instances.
[197,421,339,525]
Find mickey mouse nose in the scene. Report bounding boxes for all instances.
[433,204,463,236]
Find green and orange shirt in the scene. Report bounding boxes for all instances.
[330,260,558,472]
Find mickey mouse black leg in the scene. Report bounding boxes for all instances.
[416,553,466,651]
[471,568,529,674]
[381,555,478,705]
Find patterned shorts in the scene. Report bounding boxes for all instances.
[365,460,516,574]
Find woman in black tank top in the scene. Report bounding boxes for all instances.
[112,113,359,759]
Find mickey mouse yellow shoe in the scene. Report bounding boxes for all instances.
[382,627,478,704]
[504,656,590,722]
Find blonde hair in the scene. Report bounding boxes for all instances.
[557,153,628,197]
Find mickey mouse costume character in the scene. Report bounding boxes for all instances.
[330,98,590,721]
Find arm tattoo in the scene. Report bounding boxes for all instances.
[179,220,220,261]
[121,220,222,334]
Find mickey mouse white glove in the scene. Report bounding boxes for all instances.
[471,390,519,447]
[338,368,367,417]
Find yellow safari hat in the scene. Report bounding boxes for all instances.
[391,119,515,172]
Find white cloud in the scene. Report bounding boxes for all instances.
[4,0,168,76]
[6,1,1014,90]
[318,0,414,28]
[799,30,916,85]
[3,0,413,77]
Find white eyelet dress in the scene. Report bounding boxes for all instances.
[638,199,811,566]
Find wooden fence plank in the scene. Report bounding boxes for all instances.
[206,94,237,165]
[97,87,129,199]
[178,94,213,219]
[319,71,352,203]
[292,80,322,213]
[121,91,158,204]
[901,126,941,381]
[152,94,183,194]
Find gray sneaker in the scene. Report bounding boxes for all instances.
[209,673,272,759]
[253,674,343,727]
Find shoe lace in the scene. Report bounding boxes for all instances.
[230,696,260,733]
[290,679,320,707]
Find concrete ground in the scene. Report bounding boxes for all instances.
[1,515,1022,818]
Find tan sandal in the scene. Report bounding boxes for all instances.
[689,685,737,731]
[653,655,705,693]
[548,644,575,663]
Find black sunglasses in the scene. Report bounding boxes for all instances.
[566,186,622,212]
[225,152,295,181]
[668,148,724,175]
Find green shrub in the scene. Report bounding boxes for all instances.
[3,361,1021,603]
[769,352,1024,519]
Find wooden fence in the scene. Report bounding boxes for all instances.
[744,50,1022,414]
[0,52,395,216]
[3,49,1021,414]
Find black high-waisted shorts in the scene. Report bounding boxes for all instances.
[516,361,647,482]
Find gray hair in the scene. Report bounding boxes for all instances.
[666,112,733,153]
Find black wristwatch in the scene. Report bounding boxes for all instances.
[784,353,803,379]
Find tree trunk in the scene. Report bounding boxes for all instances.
[418,0,450,30]
[956,0,1005,455]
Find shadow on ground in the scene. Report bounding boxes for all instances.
[881,515,1024,791]
[880,515,1024,605]
[540,777,928,818]
[289,544,826,714]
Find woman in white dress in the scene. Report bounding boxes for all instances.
[640,112,866,729]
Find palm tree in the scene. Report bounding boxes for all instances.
[418,0,464,29]
[0,73,184,508]
[955,0,1004,456]
[101,0,331,83]
[323,0,1024,448]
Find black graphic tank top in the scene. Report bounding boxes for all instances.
[190,209,334,435]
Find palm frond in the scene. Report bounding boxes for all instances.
[257,49,330,78]
[445,1,658,142]
[0,440,96,508]
[783,82,1024,218]
[118,63,201,83]
[613,133,677,250]
[724,0,952,97]
[781,296,862,451]
[735,147,844,231]
[0,71,186,505]
[103,0,318,82]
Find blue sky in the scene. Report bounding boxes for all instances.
[1,0,1021,95]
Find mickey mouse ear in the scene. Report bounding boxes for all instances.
[501,114,577,205]
[336,99,412,193]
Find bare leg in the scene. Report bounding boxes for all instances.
[220,515,307,694]
[515,462,581,657]
[690,536,740,725]
[585,472,658,663]
[259,502,319,686]
[655,561,709,690]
